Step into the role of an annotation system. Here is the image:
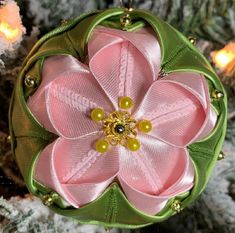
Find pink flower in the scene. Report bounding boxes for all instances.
[28,27,217,215]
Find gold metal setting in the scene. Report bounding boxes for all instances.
[120,13,132,27]
[120,0,133,29]
[171,200,183,213]
[103,110,137,146]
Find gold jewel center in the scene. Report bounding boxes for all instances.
[103,111,137,146]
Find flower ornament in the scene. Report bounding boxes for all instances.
[27,26,217,215]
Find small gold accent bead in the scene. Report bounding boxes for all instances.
[120,14,132,27]
[218,151,225,160]
[188,36,197,45]
[126,138,141,152]
[42,193,58,207]
[7,135,11,143]
[91,108,105,122]
[95,139,109,153]
[171,200,183,213]
[138,120,152,133]
[24,75,36,88]
[212,90,224,101]
[118,96,133,109]
[61,19,69,25]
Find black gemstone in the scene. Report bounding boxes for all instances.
[114,124,125,134]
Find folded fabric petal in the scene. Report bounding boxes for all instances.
[93,27,161,79]
[89,27,160,111]
[162,72,217,141]
[28,55,90,134]
[29,55,114,139]
[35,134,119,207]
[134,73,212,147]
[118,135,194,214]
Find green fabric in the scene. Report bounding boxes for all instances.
[9,8,227,229]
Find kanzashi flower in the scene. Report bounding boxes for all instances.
[28,27,217,215]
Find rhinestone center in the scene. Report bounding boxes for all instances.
[114,124,125,134]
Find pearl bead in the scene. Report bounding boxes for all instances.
[91,108,105,122]
[95,139,109,153]
[126,138,141,151]
[118,96,133,109]
[138,120,152,133]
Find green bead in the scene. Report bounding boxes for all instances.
[119,96,133,109]
[91,108,105,122]
[95,139,109,153]
[138,120,152,133]
[126,138,141,152]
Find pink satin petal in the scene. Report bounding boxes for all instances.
[28,55,90,134]
[44,67,114,139]
[195,106,217,141]
[88,28,156,111]
[134,79,207,147]
[118,135,194,215]
[94,26,161,80]
[162,72,217,142]
[35,134,119,207]
[162,72,208,109]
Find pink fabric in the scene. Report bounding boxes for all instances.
[28,26,217,215]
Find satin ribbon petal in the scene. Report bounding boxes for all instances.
[134,73,214,147]
[89,27,159,111]
[28,55,90,134]
[29,55,114,139]
[35,134,119,207]
[118,135,194,215]
[93,26,161,80]
[162,72,217,142]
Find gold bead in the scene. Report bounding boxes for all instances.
[42,193,58,206]
[118,96,133,109]
[211,90,224,101]
[138,120,152,133]
[61,19,69,25]
[188,36,197,45]
[171,200,183,213]
[24,75,36,88]
[7,135,11,143]
[218,151,225,160]
[120,14,132,27]
[126,138,141,152]
[95,139,109,153]
[91,108,105,122]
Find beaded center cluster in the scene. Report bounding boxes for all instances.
[103,110,137,146]
[91,96,152,153]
